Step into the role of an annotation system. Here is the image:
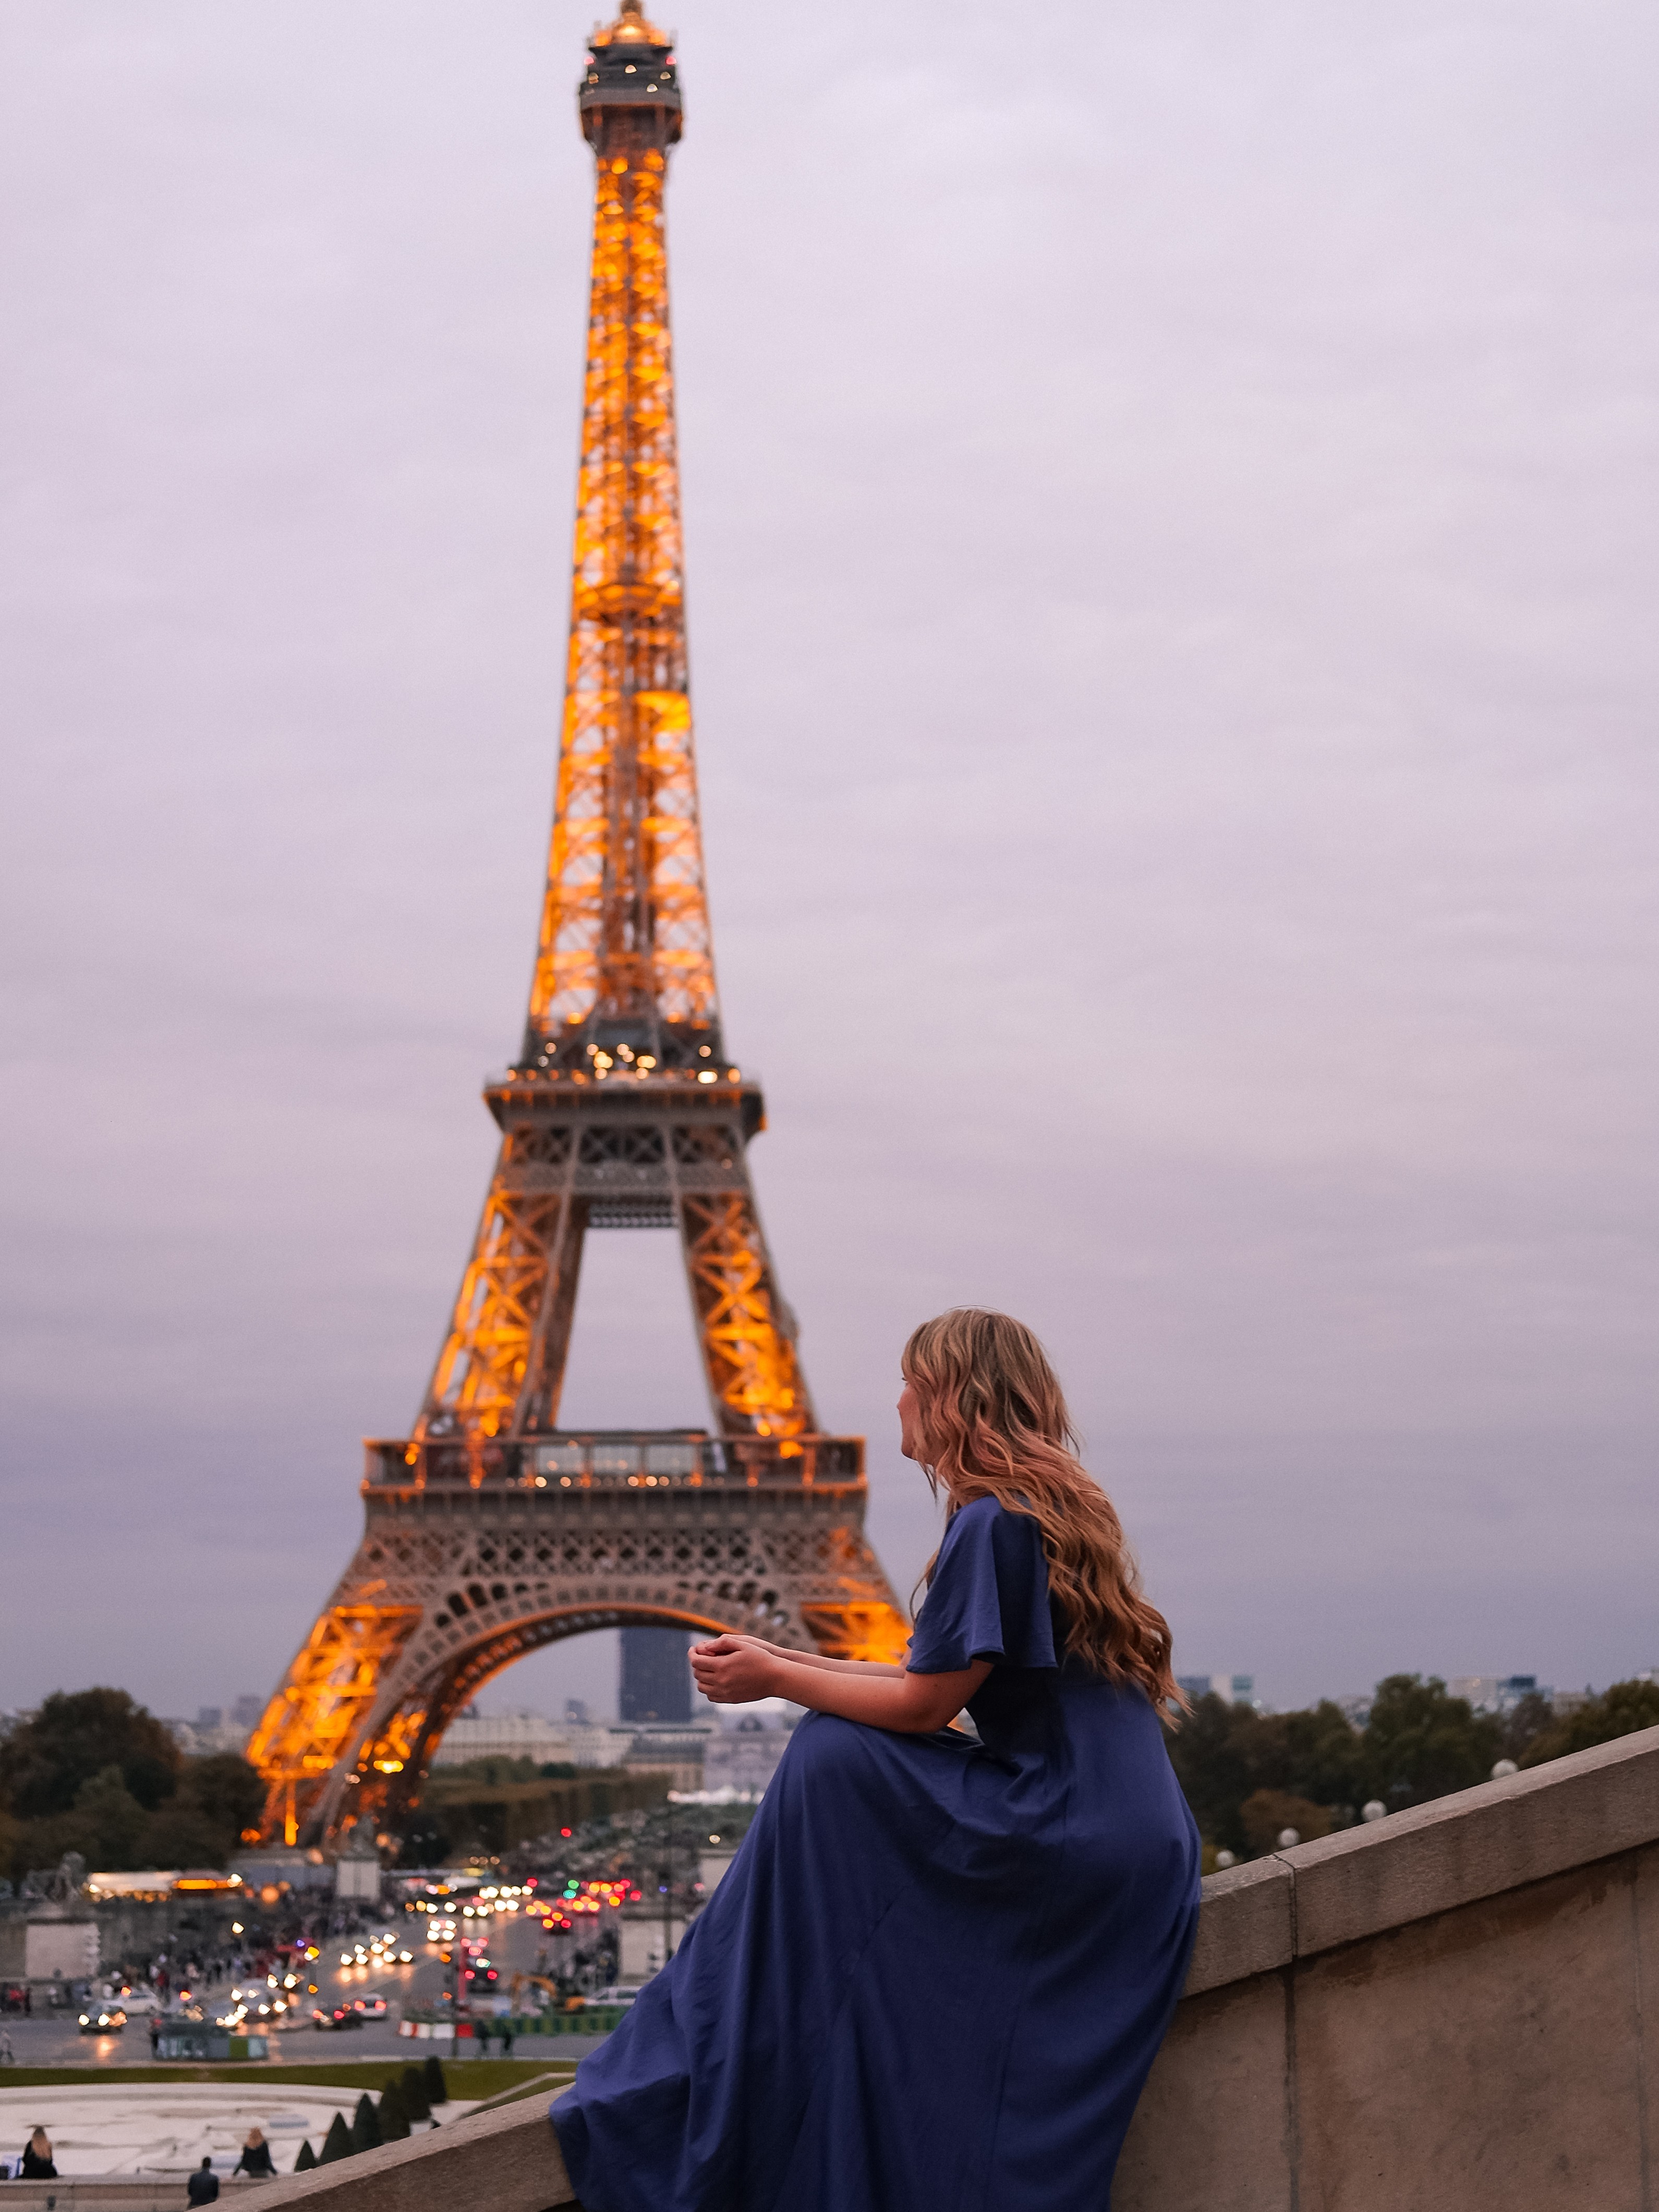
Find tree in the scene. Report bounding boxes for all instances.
[423,2053,449,2106]
[1239,1790,1332,1855]
[143,1800,236,1871]
[1168,1694,1365,1856]
[143,1755,267,1868]
[294,2141,318,2173]
[1277,1702,1366,1811]
[67,1766,151,1869]
[0,1690,181,1817]
[1499,1691,1556,1764]
[350,2092,381,2154]
[377,2080,410,2142]
[0,1804,22,1884]
[177,1755,266,1842]
[1166,1695,1262,1855]
[1519,1680,1659,1769]
[400,2064,431,2123]
[318,2114,354,2164]
[1360,1675,1503,1809]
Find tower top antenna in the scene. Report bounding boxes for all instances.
[582,1,681,142]
[591,0,669,48]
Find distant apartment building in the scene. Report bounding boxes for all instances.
[430,1710,632,1770]
[1448,1675,1553,1715]
[701,1711,796,1798]
[1177,1673,1255,1708]
[620,1627,694,1724]
[161,1694,270,1759]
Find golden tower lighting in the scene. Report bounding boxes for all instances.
[247,3,909,1848]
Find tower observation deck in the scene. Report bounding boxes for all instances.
[246,4,909,1847]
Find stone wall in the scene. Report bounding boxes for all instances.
[1117,1722,1659,2210]
[127,1724,1656,2212]
[0,1900,99,1981]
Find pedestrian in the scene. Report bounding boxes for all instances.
[185,2155,219,2204]
[554,1310,1203,2212]
[20,2130,57,2180]
[501,2025,514,2059]
[233,2129,275,2177]
[0,2029,13,2066]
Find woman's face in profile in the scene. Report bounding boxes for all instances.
[897,1376,927,1464]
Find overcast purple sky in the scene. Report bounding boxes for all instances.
[2,1,1655,1726]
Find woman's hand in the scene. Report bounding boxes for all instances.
[691,1635,782,1705]
[691,1635,991,1733]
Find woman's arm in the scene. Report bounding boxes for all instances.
[713,1634,907,1679]
[691,1636,989,1734]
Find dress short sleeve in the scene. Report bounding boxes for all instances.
[905,1496,1059,1674]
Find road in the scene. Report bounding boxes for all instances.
[1,1895,611,2069]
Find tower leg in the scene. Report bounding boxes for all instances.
[679,1191,815,1439]
[516,1194,589,1433]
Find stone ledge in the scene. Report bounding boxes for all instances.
[1184,1720,1659,1990]
[255,2097,573,2212]
[1182,1853,1292,1995]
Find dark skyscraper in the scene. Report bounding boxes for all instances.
[620,1627,693,1724]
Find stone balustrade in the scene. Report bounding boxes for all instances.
[1116,1720,1659,2207]
[6,1723,1654,2212]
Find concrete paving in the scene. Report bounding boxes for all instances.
[0,2082,470,2179]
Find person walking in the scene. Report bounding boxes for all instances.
[20,2130,57,2180]
[233,2129,275,2177]
[0,2029,13,2066]
[185,2156,219,2204]
[552,1310,1203,2212]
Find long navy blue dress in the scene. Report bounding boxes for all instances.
[551,1495,1201,2212]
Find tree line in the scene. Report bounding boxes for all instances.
[5,1674,1656,1883]
[0,1688,265,1883]
[1168,1672,1659,1860]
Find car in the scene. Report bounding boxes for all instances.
[312,1995,389,2033]
[78,2005,127,2034]
[114,1989,161,2016]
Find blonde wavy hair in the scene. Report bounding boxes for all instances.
[905,1309,1182,1720]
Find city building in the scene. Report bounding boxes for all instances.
[701,1710,795,1798]
[621,1627,694,1724]
[429,1710,629,1770]
[1177,1673,1256,1708]
[160,1695,270,1758]
[1448,1675,1554,1715]
[623,1725,714,1794]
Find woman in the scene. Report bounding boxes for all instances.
[233,2128,275,2177]
[552,1310,1201,2212]
[19,2130,56,2180]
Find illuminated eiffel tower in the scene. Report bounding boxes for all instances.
[248,2,908,1848]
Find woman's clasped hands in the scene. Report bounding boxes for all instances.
[691,1633,783,1704]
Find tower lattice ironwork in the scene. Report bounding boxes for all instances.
[248,2,908,1848]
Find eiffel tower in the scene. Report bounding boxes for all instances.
[248,2,908,1849]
